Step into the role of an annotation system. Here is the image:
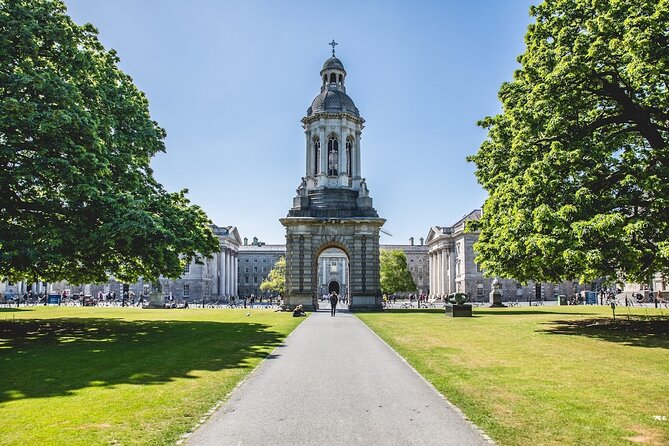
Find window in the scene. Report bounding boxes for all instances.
[253,276,258,284]
[254,266,258,273]
[183,263,190,274]
[262,267,267,272]
[327,135,339,175]
[245,259,249,263]
[254,259,258,262]
[245,267,249,273]
[410,259,414,262]
[245,277,249,284]
[477,284,484,296]
[330,262,337,273]
[183,284,190,297]
[262,259,266,263]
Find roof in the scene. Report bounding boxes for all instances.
[307,85,359,117]
[321,56,345,72]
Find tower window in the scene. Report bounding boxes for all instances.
[330,73,336,83]
[313,137,320,175]
[327,135,339,175]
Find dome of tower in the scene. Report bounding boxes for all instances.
[322,56,345,72]
[307,86,360,117]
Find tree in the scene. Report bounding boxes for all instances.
[0,0,219,285]
[468,0,669,285]
[380,249,416,295]
[260,257,286,295]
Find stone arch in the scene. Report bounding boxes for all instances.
[312,240,351,308]
[281,218,384,311]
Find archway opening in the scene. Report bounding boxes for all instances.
[315,247,349,311]
[328,281,340,294]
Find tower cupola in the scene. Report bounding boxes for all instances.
[290,41,377,219]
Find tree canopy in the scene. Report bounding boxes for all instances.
[380,249,416,295]
[0,0,219,284]
[468,0,669,284]
[260,257,286,295]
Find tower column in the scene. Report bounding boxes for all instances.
[354,131,361,178]
[320,127,327,176]
[305,130,312,176]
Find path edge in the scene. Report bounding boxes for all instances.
[355,314,497,446]
[176,312,312,445]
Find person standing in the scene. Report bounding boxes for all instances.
[329,292,338,317]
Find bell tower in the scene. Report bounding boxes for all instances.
[281,43,385,311]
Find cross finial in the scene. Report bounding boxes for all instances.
[329,39,338,56]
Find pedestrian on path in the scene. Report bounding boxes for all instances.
[329,291,338,317]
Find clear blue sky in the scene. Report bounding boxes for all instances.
[64,0,536,244]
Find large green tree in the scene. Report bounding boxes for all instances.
[0,0,218,284]
[468,0,669,284]
[380,249,417,295]
[260,257,286,295]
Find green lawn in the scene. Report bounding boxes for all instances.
[0,306,304,446]
[358,306,669,446]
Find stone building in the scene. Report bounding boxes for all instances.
[426,210,575,302]
[238,238,285,298]
[317,248,349,297]
[381,238,429,295]
[155,225,241,302]
[5,224,242,303]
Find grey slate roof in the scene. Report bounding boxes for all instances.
[307,85,360,117]
[322,56,345,71]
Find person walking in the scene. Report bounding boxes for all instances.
[329,291,338,317]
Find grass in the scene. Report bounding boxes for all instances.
[357,306,669,446]
[0,306,304,446]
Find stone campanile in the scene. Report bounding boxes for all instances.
[280,44,385,311]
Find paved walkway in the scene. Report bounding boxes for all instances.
[186,310,491,446]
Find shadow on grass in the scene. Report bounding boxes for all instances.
[538,317,669,349]
[0,308,32,313]
[474,309,592,316]
[0,317,286,403]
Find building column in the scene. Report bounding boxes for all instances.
[439,250,446,297]
[433,252,438,296]
[224,249,230,296]
[429,253,434,296]
[355,131,361,178]
[233,253,238,296]
[305,130,312,176]
[449,250,454,293]
[320,128,327,174]
[227,251,232,296]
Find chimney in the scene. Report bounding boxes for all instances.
[243,237,248,245]
[419,237,424,246]
[409,237,414,246]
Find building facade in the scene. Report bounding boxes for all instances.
[381,240,429,295]
[238,239,285,298]
[426,210,611,302]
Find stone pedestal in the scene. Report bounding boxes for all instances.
[145,292,165,309]
[445,304,472,317]
[489,289,506,307]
